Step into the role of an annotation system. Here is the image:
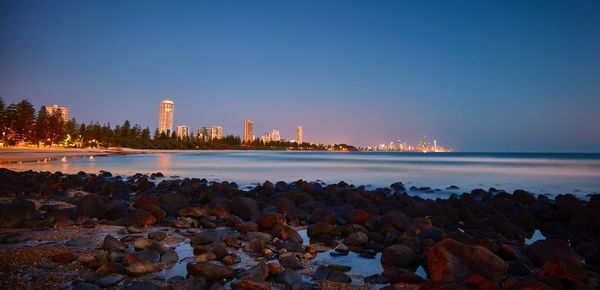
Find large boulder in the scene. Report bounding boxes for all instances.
[0,200,36,227]
[307,222,339,241]
[118,209,156,226]
[256,212,286,231]
[76,194,107,219]
[230,196,258,220]
[426,238,507,283]
[527,239,591,287]
[381,244,416,268]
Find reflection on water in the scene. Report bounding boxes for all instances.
[4,151,600,197]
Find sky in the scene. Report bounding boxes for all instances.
[1,0,599,152]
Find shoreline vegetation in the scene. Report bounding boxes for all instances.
[0,98,357,152]
[0,168,598,289]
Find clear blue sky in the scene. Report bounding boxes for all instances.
[1,0,599,151]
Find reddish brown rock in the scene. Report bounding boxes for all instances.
[426,238,507,283]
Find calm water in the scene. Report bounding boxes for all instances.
[4,151,600,198]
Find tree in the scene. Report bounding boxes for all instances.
[34,106,49,145]
[47,111,65,144]
[0,97,6,141]
[12,100,36,142]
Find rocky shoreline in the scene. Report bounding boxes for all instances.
[0,168,599,290]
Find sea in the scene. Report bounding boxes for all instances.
[4,151,600,199]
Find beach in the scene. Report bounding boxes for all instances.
[0,168,598,290]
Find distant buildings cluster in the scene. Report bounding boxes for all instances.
[364,137,453,152]
[158,99,303,144]
[45,104,70,123]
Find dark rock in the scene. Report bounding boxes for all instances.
[312,265,351,283]
[76,194,107,219]
[123,281,162,290]
[230,196,258,220]
[137,249,160,263]
[161,248,179,263]
[118,208,156,226]
[0,200,36,227]
[187,261,234,281]
[277,268,302,286]
[279,255,303,269]
[381,244,416,268]
[0,232,29,244]
[344,231,368,246]
[94,273,125,288]
[307,222,339,241]
[102,235,126,252]
[72,281,102,290]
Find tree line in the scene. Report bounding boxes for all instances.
[0,98,355,150]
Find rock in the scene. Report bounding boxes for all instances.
[179,207,207,218]
[102,235,126,252]
[134,238,154,250]
[307,222,339,241]
[72,281,102,290]
[66,237,94,247]
[230,196,258,220]
[126,261,159,275]
[127,225,143,233]
[271,224,303,243]
[176,276,207,289]
[122,281,162,290]
[256,212,286,231]
[94,273,125,288]
[96,262,127,275]
[0,232,29,244]
[247,231,273,244]
[277,268,302,286]
[161,248,179,263]
[119,208,156,226]
[426,238,507,283]
[236,222,259,233]
[76,194,107,219]
[191,233,218,246]
[0,200,36,227]
[267,263,286,276]
[279,255,303,269]
[418,227,445,242]
[231,278,270,290]
[137,249,160,263]
[148,231,166,241]
[312,265,352,283]
[381,211,409,232]
[381,244,416,268]
[526,239,582,267]
[344,231,368,246]
[51,252,74,264]
[503,277,554,290]
[187,261,234,281]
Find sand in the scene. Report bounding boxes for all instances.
[0,147,129,163]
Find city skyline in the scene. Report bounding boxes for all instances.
[1,1,599,151]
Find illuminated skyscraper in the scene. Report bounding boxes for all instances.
[46,104,70,123]
[243,119,254,143]
[212,126,223,139]
[176,125,189,139]
[158,99,174,135]
[296,126,303,144]
[271,129,280,142]
[261,133,271,144]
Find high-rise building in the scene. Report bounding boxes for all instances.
[243,119,254,143]
[261,133,271,144]
[296,126,303,144]
[158,99,174,135]
[46,104,70,123]
[212,126,223,139]
[176,125,189,139]
[271,129,281,142]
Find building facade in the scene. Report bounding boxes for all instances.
[46,104,70,123]
[243,119,254,143]
[271,129,281,142]
[176,125,189,139]
[296,126,303,144]
[158,99,174,135]
[212,126,223,139]
[261,133,271,144]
